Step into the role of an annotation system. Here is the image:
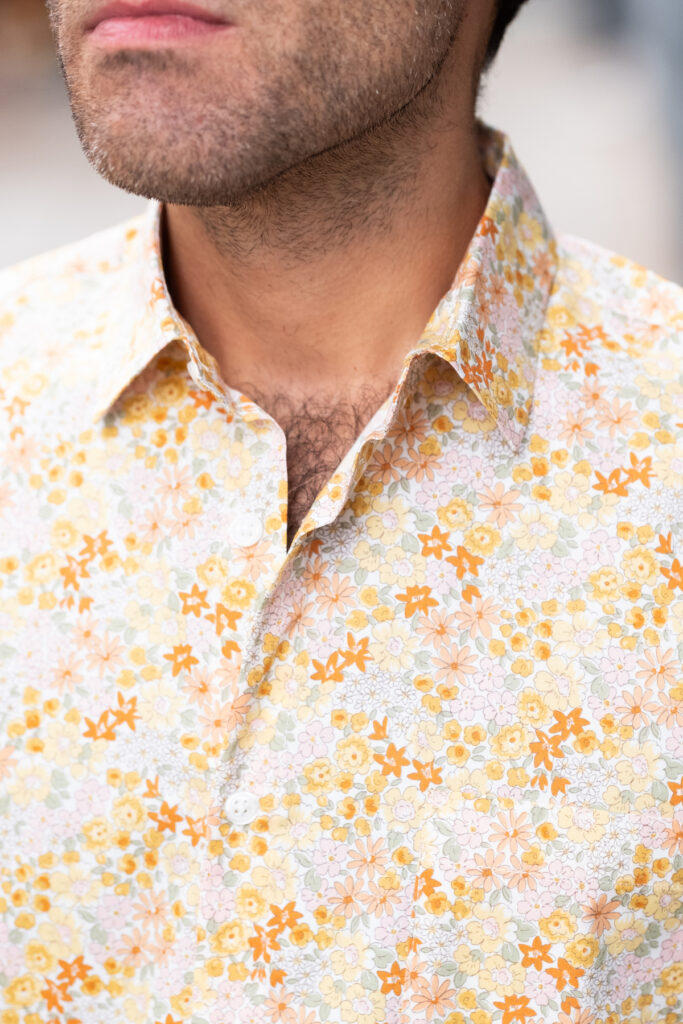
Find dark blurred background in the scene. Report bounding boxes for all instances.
[1,0,682,282]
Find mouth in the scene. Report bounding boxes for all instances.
[86,1,233,45]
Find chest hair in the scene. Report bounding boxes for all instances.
[241,384,393,547]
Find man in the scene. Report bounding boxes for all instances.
[0,1,681,1021]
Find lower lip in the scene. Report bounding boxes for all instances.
[89,14,231,45]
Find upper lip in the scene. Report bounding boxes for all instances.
[86,0,229,29]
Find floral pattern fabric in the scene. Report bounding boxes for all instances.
[0,128,682,1024]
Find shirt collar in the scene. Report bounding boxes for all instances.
[89,126,557,447]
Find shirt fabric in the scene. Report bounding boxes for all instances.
[0,127,682,1024]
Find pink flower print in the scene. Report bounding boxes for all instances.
[599,646,638,688]
[374,914,413,946]
[581,529,620,566]
[452,807,489,849]
[483,687,517,726]
[74,777,111,818]
[666,726,683,758]
[312,839,349,880]
[98,893,135,932]
[524,969,558,1006]
[518,889,556,921]
[472,658,507,693]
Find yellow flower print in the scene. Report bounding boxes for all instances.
[121,392,152,423]
[489,723,531,760]
[196,555,229,587]
[588,566,623,604]
[509,506,557,552]
[538,908,577,943]
[657,963,683,997]
[644,878,683,923]
[565,934,599,968]
[24,941,57,975]
[250,850,296,905]
[303,758,335,795]
[534,655,584,711]
[25,552,59,585]
[210,920,250,955]
[477,954,525,995]
[335,735,371,774]
[3,975,41,1008]
[557,803,610,844]
[408,718,445,761]
[6,762,51,807]
[516,689,551,728]
[366,495,412,545]
[217,440,253,491]
[319,974,343,1008]
[154,374,187,406]
[466,904,514,952]
[452,398,497,435]
[444,766,490,809]
[82,816,114,850]
[340,984,385,1024]
[235,884,268,920]
[222,577,257,609]
[604,913,647,955]
[37,907,83,962]
[552,612,609,659]
[161,841,201,889]
[490,377,513,408]
[437,497,474,531]
[112,794,147,831]
[138,678,184,730]
[49,864,102,908]
[51,519,79,549]
[268,804,322,852]
[381,786,427,834]
[621,546,659,587]
[269,662,310,711]
[615,740,661,793]
[369,619,419,672]
[42,718,81,766]
[353,540,383,573]
[329,931,369,981]
[548,470,592,516]
[378,545,426,587]
[653,439,683,489]
[463,523,501,557]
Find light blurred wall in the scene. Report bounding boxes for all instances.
[1,0,681,282]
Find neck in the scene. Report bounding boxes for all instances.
[162,79,490,406]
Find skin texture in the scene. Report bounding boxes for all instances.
[48,0,496,544]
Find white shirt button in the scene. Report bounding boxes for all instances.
[230,511,263,548]
[223,791,259,826]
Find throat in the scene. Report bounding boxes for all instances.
[242,385,393,549]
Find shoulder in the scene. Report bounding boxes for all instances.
[554,234,682,335]
[546,235,682,389]
[0,212,150,432]
[0,213,148,346]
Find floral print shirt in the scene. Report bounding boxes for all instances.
[0,128,682,1024]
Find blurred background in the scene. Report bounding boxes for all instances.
[1,0,682,283]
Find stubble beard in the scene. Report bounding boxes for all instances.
[55,1,465,215]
